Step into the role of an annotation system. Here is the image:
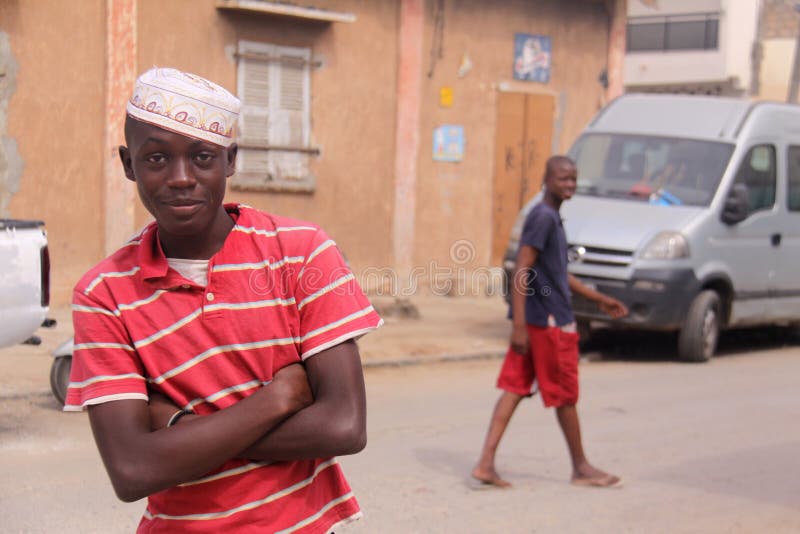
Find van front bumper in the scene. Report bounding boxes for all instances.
[571,268,700,330]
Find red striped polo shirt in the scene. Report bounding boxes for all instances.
[65,204,382,533]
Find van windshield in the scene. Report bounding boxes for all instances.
[569,134,735,207]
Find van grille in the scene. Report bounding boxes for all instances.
[569,244,633,267]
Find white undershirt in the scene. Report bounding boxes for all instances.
[167,258,210,287]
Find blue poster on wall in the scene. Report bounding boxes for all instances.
[433,125,465,162]
[513,33,551,83]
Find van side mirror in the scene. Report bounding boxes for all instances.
[721,184,749,225]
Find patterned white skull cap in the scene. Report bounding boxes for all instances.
[126,67,241,147]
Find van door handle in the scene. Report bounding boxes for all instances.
[771,233,782,247]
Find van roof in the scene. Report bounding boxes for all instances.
[587,93,798,142]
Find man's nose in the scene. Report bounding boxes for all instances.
[167,157,196,187]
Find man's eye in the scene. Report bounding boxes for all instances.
[195,153,215,163]
[146,154,167,164]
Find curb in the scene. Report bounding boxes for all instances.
[362,349,506,369]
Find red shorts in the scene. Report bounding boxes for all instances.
[496,324,580,407]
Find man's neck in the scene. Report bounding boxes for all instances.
[543,192,563,211]
[158,208,235,260]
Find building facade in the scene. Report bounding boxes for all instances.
[2,0,621,305]
[624,0,800,101]
[624,0,760,95]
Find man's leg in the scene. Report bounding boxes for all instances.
[555,404,621,486]
[472,391,524,487]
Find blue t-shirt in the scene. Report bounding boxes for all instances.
[514,202,574,327]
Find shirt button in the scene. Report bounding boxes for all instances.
[181,284,190,289]
[206,292,215,302]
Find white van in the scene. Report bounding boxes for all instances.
[504,94,800,362]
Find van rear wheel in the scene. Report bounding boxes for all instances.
[678,290,720,363]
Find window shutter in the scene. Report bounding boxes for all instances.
[237,42,273,181]
[271,45,311,182]
[233,40,314,192]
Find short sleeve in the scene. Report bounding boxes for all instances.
[64,289,148,411]
[294,228,383,360]
[519,205,555,253]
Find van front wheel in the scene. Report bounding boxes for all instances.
[678,290,720,363]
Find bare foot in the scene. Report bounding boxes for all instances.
[570,461,622,488]
[471,466,512,488]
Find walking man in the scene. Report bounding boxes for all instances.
[65,67,382,532]
[472,155,627,488]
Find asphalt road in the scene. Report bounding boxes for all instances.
[1,334,799,533]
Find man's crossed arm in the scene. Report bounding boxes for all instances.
[88,340,366,502]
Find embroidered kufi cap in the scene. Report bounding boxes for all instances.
[126,67,240,147]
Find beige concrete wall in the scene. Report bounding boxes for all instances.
[414,0,609,276]
[759,38,794,101]
[135,0,398,282]
[2,0,107,305]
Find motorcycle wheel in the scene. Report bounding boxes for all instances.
[50,356,72,406]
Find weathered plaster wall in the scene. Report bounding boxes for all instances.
[135,0,398,283]
[414,0,609,278]
[0,32,22,217]
[2,0,610,305]
[2,1,107,305]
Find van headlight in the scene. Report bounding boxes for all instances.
[641,231,689,259]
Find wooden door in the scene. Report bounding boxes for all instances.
[491,92,555,265]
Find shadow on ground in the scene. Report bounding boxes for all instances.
[584,326,799,363]
[644,440,800,510]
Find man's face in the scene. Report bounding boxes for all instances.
[119,119,236,238]
[546,162,578,201]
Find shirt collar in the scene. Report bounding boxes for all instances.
[137,203,243,287]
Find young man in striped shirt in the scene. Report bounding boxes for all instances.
[65,67,382,533]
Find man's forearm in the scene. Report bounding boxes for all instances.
[240,396,366,462]
[90,383,301,503]
[568,274,609,304]
[92,364,311,503]
[241,342,368,462]
[511,267,529,327]
[511,248,536,326]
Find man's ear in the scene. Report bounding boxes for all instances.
[119,145,136,182]
[225,143,238,178]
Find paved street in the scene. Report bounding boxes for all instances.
[1,323,799,533]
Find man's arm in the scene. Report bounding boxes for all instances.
[568,273,628,318]
[88,363,312,503]
[510,245,538,355]
[238,339,367,461]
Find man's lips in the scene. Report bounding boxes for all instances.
[164,199,203,207]
[162,199,204,216]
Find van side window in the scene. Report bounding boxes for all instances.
[788,146,800,212]
[732,145,776,214]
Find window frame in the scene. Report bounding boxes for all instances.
[232,39,315,194]
[627,13,720,53]
[729,144,777,217]
[787,145,800,212]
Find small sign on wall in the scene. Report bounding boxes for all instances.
[433,125,464,162]
[513,33,551,83]
[439,86,453,108]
